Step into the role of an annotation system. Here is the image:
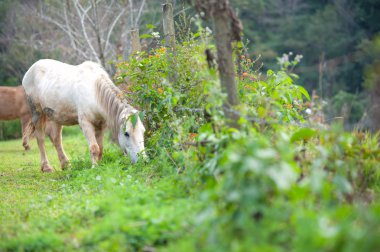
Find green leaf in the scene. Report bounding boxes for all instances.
[291,128,317,143]
[297,85,310,100]
[140,34,153,39]
[257,106,266,118]
[290,73,299,79]
[172,96,179,106]
[227,128,239,134]
[193,32,201,38]
[146,24,155,29]
[131,113,138,128]
[139,111,145,121]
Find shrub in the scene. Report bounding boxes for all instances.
[114,26,380,251]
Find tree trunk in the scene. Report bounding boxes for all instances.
[90,0,105,67]
[213,10,239,108]
[370,82,380,131]
[191,0,241,124]
[318,52,325,99]
[96,32,106,67]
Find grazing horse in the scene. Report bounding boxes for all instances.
[23,59,145,172]
[0,86,32,150]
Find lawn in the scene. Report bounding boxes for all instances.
[0,127,203,251]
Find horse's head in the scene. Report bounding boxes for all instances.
[118,113,146,163]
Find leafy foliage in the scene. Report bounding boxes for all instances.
[231,0,380,125]
[0,120,21,140]
[112,24,380,251]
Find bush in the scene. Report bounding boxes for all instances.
[329,90,367,127]
[0,120,21,141]
[114,25,380,251]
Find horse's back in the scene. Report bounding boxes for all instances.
[22,59,107,125]
[23,59,76,90]
[23,59,105,92]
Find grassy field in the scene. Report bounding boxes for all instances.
[0,127,203,251]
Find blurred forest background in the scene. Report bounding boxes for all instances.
[0,0,380,139]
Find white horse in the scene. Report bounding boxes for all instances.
[22,59,145,172]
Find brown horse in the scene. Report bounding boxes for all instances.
[0,86,34,150]
[0,86,56,152]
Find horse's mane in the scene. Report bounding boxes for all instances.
[95,74,135,137]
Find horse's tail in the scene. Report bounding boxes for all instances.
[23,120,35,143]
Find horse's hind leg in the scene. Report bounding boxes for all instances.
[35,116,53,172]
[20,115,31,150]
[79,117,100,166]
[46,121,69,170]
[27,96,53,172]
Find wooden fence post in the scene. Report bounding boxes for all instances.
[130,28,141,54]
[162,3,176,50]
[162,2,177,82]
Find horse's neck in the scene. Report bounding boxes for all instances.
[104,96,132,134]
[95,76,136,134]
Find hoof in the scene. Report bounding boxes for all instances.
[61,161,71,170]
[24,145,31,151]
[41,164,54,173]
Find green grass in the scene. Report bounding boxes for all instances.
[0,127,203,251]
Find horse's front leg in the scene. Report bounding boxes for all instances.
[79,118,100,166]
[95,126,106,161]
[46,121,69,170]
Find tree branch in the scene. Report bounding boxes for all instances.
[73,0,100,63]
[134,0,146,26]
[104,8,127,54]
